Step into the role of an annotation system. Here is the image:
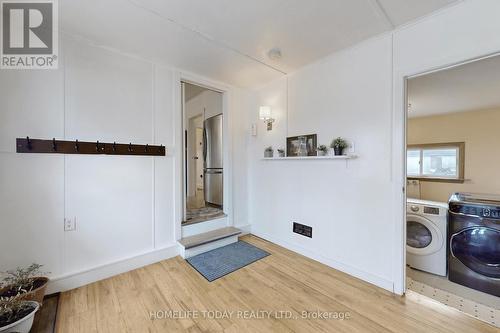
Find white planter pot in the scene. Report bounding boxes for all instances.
[0,301,39,333]
[317,151,326,156]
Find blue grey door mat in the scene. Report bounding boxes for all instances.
[186,241,270,282]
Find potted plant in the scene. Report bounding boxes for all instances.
[330,137,349,156]
[277,148,285,157]
[0,264,48,305]
[264,146,274,158]
[0,296,39,333]
[317,145,328,156]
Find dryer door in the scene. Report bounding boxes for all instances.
[450,227,500,278]
[407,214,443,255]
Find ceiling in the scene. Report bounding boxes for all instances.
[60,0,459,88]
[408,55,500,118]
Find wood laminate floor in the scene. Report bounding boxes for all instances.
[56,235,498,333]
[32,293,59,333]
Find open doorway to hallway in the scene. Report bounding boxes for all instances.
[182,82,225,225]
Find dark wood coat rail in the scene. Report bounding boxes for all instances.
[16,137,166,156]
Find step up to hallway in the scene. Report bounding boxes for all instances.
[179,227,242,258]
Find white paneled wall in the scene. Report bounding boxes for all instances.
[0,36,178,291]
[0,67,64,153]
[0,32,249,291]
[0,45,65,278]
[64,155,154,273]
[0,154,65,277]
[64,39,153,143]
[247,35,395,291]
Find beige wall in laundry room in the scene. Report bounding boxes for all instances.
[408,108,500,203]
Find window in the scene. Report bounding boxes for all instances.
[407,143,464,183]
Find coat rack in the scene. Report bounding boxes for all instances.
[16,137,166,156]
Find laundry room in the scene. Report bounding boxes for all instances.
[405,55,500,326]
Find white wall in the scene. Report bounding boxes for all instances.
[0,36,176,290]
[245,0,500,293]
[247,35,395,290]
[0,34,248,292]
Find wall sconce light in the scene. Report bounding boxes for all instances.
[259,106,275,131]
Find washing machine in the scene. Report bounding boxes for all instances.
[407,199,448,276]
[448,193,500,296]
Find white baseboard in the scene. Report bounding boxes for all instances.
[235,223,251,236]
[251,230,394,293]
[47,244,179,294]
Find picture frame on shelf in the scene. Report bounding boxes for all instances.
[286,134,317,157]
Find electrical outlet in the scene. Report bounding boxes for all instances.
[251,123,257,136]
[347,141,355,154]
[64,217,76,232]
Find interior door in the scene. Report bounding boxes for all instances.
[450,227,500,278]
[195,127,204,193]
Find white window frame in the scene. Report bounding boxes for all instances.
[407,142,465,183]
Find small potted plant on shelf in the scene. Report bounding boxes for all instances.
[317,145,328,156]
[0,296,39,333]
[0,264,49,306]
[277,148,285,158]
[264,146,274,158]
[330,137,349,156]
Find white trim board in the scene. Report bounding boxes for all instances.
[236,224,252,236]
[251,230,394,293]
[175,70,235,241]
[182,216,229,238]
[47,244,179,294]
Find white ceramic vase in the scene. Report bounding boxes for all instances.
[0,301,39,333]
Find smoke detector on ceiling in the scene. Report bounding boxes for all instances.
[267,48,282,61]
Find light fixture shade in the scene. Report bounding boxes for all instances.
[259,106,272,120]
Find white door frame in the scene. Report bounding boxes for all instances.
[392,51,500,295]
[173,71,233,241]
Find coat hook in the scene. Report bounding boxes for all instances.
[128,143,132,152]
[26,136,32,150]
[96,140,99,152]
[52,138,57,151]
[113,142,116,152]
[145,144,149,153]
[75,139,79,152]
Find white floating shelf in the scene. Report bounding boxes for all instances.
[262,155,357,160]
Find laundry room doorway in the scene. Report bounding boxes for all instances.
[403,54,500,326]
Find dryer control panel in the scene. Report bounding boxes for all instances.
[423,206,440,215]
[449,203,500,219]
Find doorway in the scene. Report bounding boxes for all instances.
[182,82,225,225]
[403,54,500,325]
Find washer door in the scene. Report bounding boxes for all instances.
[406,214,443,255]
[450,227,500,278]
